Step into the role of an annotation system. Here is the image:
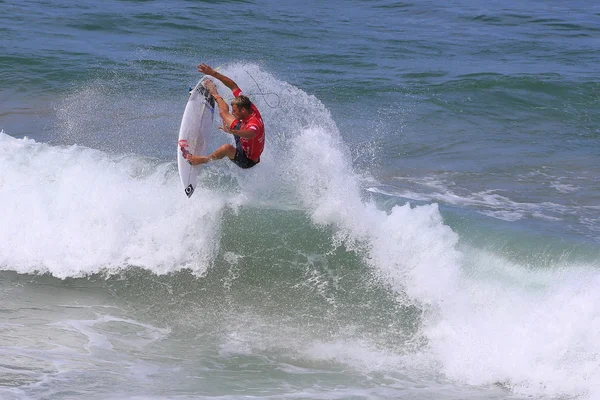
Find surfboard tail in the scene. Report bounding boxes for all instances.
[184,184,195,198]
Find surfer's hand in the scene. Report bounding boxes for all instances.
[203,79,218,97]
[197,63,216,76]
[183,152,196,163]
[185,154,210,165]
[218,125,232,134]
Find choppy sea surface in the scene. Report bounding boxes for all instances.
[1,0,599,399]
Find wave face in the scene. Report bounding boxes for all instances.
[2,63,600,399]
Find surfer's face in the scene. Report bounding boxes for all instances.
[232,105,250,120]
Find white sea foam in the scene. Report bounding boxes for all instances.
[366,173,598,242]
[0,132,224,277]
[233,67,600,399]
[2,64,600,400]
[303,150,600,397]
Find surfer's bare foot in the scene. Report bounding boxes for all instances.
[203,80,219,97]
[185,155,210,165]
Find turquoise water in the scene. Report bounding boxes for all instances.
[1,1,599,399]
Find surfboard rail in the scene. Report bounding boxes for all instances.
[177,77,215,198]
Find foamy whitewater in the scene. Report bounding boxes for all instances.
[2,1,600,398]
[2,64,599,399]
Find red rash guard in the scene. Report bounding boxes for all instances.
[230,88,265,162]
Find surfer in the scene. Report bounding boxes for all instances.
[185,63,265,169]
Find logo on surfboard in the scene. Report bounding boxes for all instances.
[198,85,216,109]
[185,184,195,197]
[179,140,192,159]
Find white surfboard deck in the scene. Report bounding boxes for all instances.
[177,77,215,198]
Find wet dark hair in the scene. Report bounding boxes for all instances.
[231,95,252,112]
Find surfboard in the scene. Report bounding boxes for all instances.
[177,78,215,198]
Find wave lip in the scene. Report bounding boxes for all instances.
[2,61,600,400]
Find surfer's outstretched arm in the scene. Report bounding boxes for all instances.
[197,63,239,93]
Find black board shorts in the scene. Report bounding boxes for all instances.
[232,136,258,169]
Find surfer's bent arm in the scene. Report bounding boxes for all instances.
[220,125,256,139]
[212,95,230,115]
[197,63,239,93]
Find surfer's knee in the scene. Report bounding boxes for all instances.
[224,144,236,159]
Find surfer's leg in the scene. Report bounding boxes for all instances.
[209,144,236,161]
[186,143,235,165]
